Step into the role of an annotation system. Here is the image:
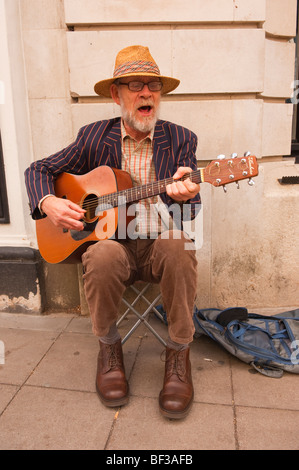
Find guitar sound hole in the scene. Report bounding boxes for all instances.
[82,193,98,221]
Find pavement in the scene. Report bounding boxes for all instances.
[0,305,299,451]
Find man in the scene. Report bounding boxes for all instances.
[25,45,201,419]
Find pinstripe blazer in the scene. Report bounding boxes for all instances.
[24,117,201,220]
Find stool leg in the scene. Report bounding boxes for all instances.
[117,283,150,327]
[120,284,166,347]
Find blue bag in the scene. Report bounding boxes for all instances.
[193,307,299,378]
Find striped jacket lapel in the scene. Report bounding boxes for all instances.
[101,119,122,168]
[153,120,172,181]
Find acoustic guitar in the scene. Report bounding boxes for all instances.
[36,155,258,263]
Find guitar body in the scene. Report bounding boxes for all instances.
[36,166,133,264]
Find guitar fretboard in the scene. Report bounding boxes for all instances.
[97,169,203,209]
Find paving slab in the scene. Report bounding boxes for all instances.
[106,396,236,450]
[191,336,233,406]
[231,356,299,410]
[0,385,115,450]
[25,332,99,392]
[0,327,59,385]
[236,406,299,450]
[0,384,19,413]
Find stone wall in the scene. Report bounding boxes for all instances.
[0,0,298,313]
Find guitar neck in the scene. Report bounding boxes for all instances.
[99,169,203,208]
[96,154,258,209]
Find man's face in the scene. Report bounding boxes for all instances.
[110,76,161,139]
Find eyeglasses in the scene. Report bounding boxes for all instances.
[118,81,163,92]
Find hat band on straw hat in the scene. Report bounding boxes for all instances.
[114,60,160,78]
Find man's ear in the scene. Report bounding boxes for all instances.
[110,84,120,105]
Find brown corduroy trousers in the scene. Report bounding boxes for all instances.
[82,230,197,344]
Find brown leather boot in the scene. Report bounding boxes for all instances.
[96,339,129,407]
[159,347,194,419]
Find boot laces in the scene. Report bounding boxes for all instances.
[107,344,122,369]
[164,349,187,381]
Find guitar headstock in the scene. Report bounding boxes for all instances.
[203,153,258,190]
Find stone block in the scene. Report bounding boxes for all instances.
[172,29,265,94]
[265,0,297,38]
[233,0,266,22]
[262,102,294,156]
[160,99,263,159]
[67,29,265,97]
[262,39,296,98]
[42,262,81,313]
[64,0,266,25]
[230,99,263,157]
[23,29,69,99]
[64,0,234,24]
[29,98,73,160]
[20,0,65,30]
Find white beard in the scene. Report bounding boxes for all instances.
[119,99,159,135]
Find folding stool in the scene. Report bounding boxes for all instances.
[117,282,167,347]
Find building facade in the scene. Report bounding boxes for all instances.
[0,0,298,314]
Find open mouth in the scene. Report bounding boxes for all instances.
[138,105,153,116]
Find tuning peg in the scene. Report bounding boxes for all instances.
[244,151,251,157]
[231,153,238,159]
[235,182,240,189]
[217,154,226,160]
[223,185,227,193]
[248,178,255,186]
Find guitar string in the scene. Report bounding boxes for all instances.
[76,169,203,211]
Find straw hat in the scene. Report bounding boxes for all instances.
[94,45,180,98]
